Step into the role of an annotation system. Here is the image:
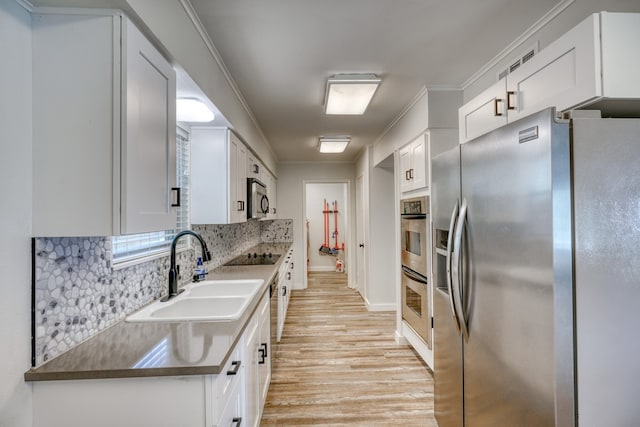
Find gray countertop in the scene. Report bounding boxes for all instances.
[25,242,292,382]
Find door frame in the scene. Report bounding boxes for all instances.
[302,179,353,289]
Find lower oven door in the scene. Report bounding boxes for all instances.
[401,266,431,349]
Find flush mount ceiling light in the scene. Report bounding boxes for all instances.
[324,74,381,115]
[176,98,215,122]
[319,136,350,153]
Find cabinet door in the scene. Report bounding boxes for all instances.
[506,13,599,122]
[231,133,248,223]
[247,153,260,180]
[410,135,427,191]
[121,19,177,234]
[243,317,260,427]
[458,79,507,144]
[258,294,271,407]
[399,144,413,193]
[267,173,277,219]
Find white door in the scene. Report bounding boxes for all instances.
[355,175,365,295]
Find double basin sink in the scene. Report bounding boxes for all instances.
[126,279,264,323]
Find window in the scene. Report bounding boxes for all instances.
[112,128,191,265]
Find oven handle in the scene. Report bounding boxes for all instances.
[446,201,461,334]
[451,199,469,341]
[401,266,428,285]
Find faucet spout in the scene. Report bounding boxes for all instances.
[162,230,211,302]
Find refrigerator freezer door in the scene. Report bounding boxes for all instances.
[572,118,640,427]
[460,109,573,426]
[432,146,463,427]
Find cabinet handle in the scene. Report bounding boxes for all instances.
[226,360,241,376]
[252,164,259,174]
[506,91,516,110]
[493,98,503,117]
[232,417,242,427]
[290,262,294,270]
[405,170,411,181]
[282,285,287,296]
[261,342,268,358]
[287,272,291,281]
[272,207,276,214]
[258,348,266,364]
[171,187,181,207]
[410,168,414,179]
[237,201,245,211]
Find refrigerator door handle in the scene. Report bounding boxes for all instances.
[446,202,461,334]
[452,199,469,341]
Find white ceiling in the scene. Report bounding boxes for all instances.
[189,0,563,162]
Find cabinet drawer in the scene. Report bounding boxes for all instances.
[214,346,243,409]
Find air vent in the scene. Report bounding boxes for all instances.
[522,49,535,64]
[496,42,539,82]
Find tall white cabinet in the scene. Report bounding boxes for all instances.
[191,128,248,224]
[32,12,177,236]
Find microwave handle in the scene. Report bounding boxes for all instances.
[401,266,428,285]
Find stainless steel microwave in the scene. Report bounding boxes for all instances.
[247,178,269,219]
[400,196,429,278]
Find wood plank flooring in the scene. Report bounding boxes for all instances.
[261,272,437,426]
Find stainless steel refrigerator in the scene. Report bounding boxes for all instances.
[432,107,640,427]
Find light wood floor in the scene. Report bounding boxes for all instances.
[261,272,438,426]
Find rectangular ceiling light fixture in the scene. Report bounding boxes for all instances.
[324,74,381,115]
[319,136,350,153]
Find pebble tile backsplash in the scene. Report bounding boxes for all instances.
[33,219,292,366]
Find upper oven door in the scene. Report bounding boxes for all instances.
[401,214,428,277]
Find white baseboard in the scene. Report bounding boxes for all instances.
[401,320,434,370]
[395,330,409,345]
[365,301,396,312]
[307,266,340,272]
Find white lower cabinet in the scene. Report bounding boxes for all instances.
[276,249,293,342]
[32,292,273,427]
[243,291,271,427]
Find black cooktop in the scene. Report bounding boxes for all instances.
[224,252,281,266]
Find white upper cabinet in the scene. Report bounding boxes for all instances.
[191,128,248,224]
[460,12,640,144]
[32,12,177,236]
[458,80,508,144]
[266,171,277,219]
[399,134,428,193]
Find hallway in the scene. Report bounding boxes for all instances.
[261,272,437,426]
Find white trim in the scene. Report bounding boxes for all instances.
[179,0,278,163]
[402,320,434,369]
[395,329,409,345]
[461,0,576,89]
[302,179,353,290]
[307,266,339,272]
[111,245,192,271]
[365,302,396,312]
[30,6,122,17]
[279,160,356,165]
[15,0,34,12]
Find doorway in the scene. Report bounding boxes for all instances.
[303,181,350,288]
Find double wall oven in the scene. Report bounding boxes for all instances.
[400,196,431,348]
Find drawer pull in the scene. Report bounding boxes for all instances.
[258,348,266,364]
[261,342,268,358]
[226,360,241,376]
[232,417,242,427]
[494,98,503,117]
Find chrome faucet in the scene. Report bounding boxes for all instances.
[162,230,212,302]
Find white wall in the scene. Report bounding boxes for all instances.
[463,0,640,102]
[0,2,33,426]
[277,163,356,289]
[305,183,347,272]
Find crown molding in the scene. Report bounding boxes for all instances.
[179,0,278,162]
[461,0,575,90]
[15,0,34,12]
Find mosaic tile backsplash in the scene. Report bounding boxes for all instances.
[33,219,293,366]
